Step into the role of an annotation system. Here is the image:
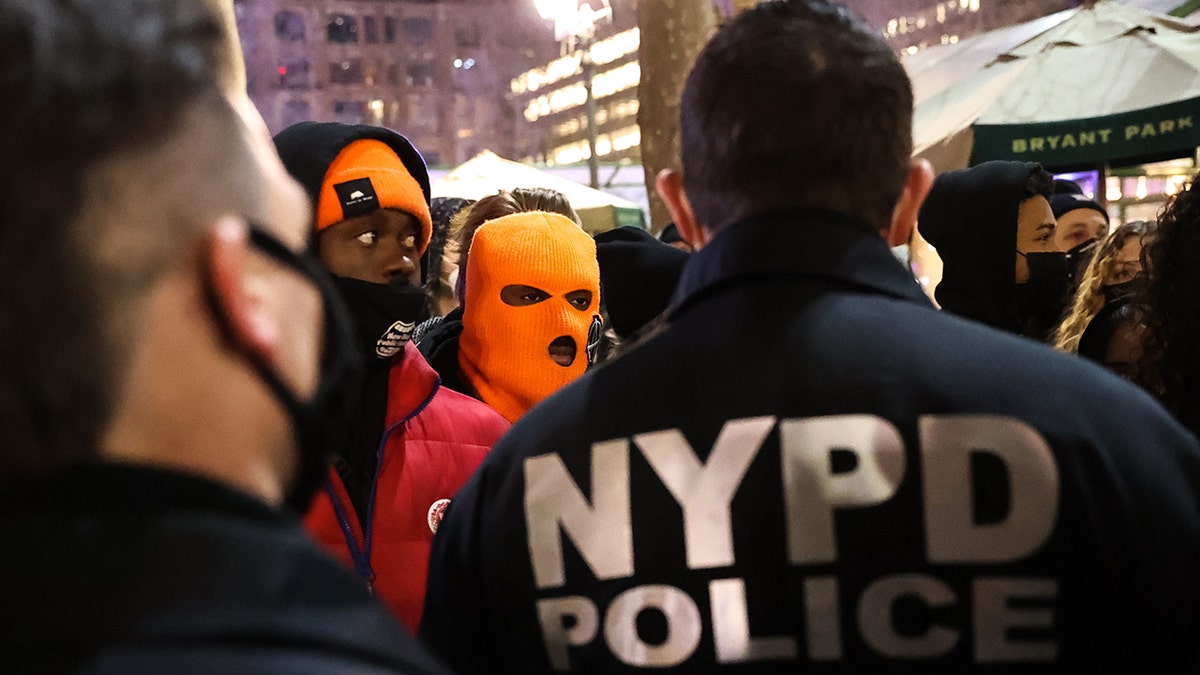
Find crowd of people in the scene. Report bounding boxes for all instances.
[4,0,1200,672]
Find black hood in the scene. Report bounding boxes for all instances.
[272,122,430,244]
[594,226,688,339]
[918,160,1047,332]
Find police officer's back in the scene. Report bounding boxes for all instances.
[420,1,1200,672]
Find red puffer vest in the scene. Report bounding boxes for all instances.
[304,341,509,632]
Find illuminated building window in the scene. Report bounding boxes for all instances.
[522,61,640,123]
[277,60,310,89]
[330,58,364,84]
[274,11,305,42]
[406,59,435,87]
[548,125,641,165]
[510,28,641,96]
[327,14,358,44]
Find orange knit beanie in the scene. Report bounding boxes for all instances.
[459,211,600,422]
[317,139,432,253]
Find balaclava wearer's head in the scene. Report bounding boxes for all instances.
[459,212,600,422]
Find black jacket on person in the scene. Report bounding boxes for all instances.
[416,305,477,398]
[421,209,1200,673]
[0,463,451,675]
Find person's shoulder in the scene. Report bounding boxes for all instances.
[416,312,463,361]
[429,382,506,420]
[417,379,510,439]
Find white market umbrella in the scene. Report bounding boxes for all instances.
[912,0,1200,173]
[431,151,647,234]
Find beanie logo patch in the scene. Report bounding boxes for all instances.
[375,320,415,358]
[334,177,380,219]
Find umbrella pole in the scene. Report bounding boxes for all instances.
[1096,163,1108,207]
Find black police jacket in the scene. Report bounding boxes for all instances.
[422,209,1200,674]
[0,462,451,675]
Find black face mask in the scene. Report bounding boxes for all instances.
[1104,280,1137,303]
[206,226,361,512]
[1015,251,1072,338]
[331,276,428,366]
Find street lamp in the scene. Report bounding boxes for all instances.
[535,0,611,189]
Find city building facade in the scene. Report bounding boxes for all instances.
[507,0,641,167]
[233,0,558,167]
[507,0,1079,169]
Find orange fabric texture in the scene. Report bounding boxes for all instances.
[316,139,432,253]
[459,211,600,423]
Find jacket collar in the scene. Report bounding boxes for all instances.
[385,341,441,427]
[0,462,285,520]
[669,208,933,317]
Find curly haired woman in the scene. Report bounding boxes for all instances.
[1135,172,1200,435]
[1053,219,1151,353]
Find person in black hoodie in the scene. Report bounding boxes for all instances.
[0,1,448,672]
[918,161,1070,340]
[273,122,508,631]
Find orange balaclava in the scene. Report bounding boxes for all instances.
[459,211,601,423]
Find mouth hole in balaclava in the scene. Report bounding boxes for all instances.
[548,335,577,367]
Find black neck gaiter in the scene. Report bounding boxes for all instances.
[327,276,429,522]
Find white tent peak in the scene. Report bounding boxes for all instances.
[433,151,646,233]
[433,151,640,211]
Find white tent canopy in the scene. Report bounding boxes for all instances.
[911,1,1200,172]
[431,151,646,233]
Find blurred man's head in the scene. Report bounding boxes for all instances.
[1051,193,1109,253]
[657,0,930,247]
[0,0,336,504]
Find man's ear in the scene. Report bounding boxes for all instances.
[884,158,935,247]
[203,217,280,364]
[655,168,710,250]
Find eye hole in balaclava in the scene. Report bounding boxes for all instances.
[500,285,594,368]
